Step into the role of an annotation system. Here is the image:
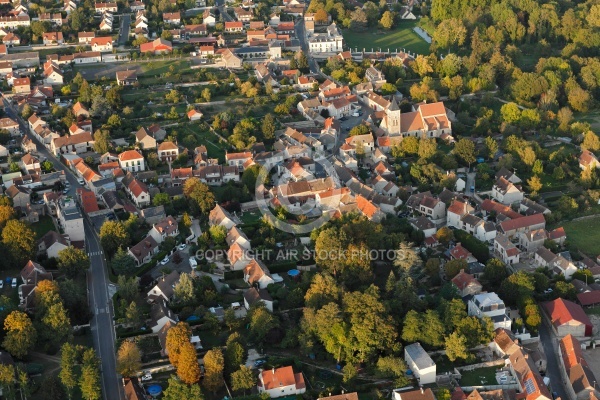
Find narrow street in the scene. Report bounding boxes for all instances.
[2,97,123,400]
[539,321,569,399]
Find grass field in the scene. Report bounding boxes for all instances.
[31,215,55,239]
[459,366,499,386]
[561,216,600,256]
[181,124,228,162]
[574,110,600,132]
[343,21,431,55]
[585,306,600,316]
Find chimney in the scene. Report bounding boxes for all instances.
[420,387,424,394]
[272,368,275,375]
[459,269,464,274]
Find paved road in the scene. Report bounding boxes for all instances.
[118,14,131,46]
[539,320,569,399]
[294,19,320,75]
[1,97,123,400]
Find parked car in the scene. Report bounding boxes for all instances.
[77,178,85,185]
[11,278,16,288]
[141,373,152,382]
[160,256,170,265]
[62,188,69,194]
[0,280,4,289]
[254,360,266,367]
[177,243,187,251]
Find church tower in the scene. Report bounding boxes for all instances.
[385,96,401,135]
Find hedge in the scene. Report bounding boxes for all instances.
[454,229,490,262]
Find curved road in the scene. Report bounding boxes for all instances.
[1,97,123,400]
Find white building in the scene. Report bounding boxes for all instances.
[57,197,84,242]
[468,292,511,330]
[257,366,306,398]
[118,150,145,172]
[308,22,343,53]
[404,343,436,385]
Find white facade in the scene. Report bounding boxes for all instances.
[308,22,343,53]
[468,292,511,330]
[404,343,436,385]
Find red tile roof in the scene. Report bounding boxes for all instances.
[78,188,99,213]
[450,244,472,260]
[451,269,480,291]
[260,366,303,391]
[499,213,545,233]
[119,149,143,162]
[543,298,593,333]
[577,291,600,307]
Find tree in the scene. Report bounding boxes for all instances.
[100,221,129,259]
[111,247,137,276]
[209,225,227,246]
[314,8,328,23]
[379,11,394,29]
[201,88,211,102]
[527,175,543,193]
[241,164,265,193]
[375,356,409,387]
[261,113,276,140]
[0,205,15,230]
[581,131,600,151]
[418,138,437,160]
[454,138,476,167]
[203,348,224,392]
[553,166,565,181]
[21,104,33,119]
[41,301,72,348]
[304,273,341,309]
[445,332,470,361]
[163,376,204,400]
[117,340,142,377]
[401,310,422,342]
[393,242,422,274]
[57,247,89,278]
[248,304,276,344]
[432,18,467,50]
[557,107,573,131]
[349,7,368,31]
[90,95,111,118]
[224,340,244,375]
[2,220,35,267]
[444,259,467,279]
[31,20,50,37]
[43,376,67,400]
[485,136,498,159]
[80,349,101,400]
[3,311,36,358]
[167,322,192,368]
[125,301,143,328]
[60,343,79,399]
[183,178,216,215]
[0,364,15,400]
[348,124,370,137]
[174,273,195,304]
[484,258,507,285]
[231,366,255,394]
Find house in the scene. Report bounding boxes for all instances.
[492,176,524,205]
[579,150,600,170]
[56,196,84,242]
[494,234,521,265]
[257,366,306,398]
[518,228,547,252]
[451,269,482,297]
[125,177,150,208]
[559,334,600,400]
[139,205,166,225]
[227,226,251,249]
[244,259,274,289]
[157,141,179,162]
[19,260,53,309]
[243,287,273,312]
[0,61,12,76]
[148,300,178,333]
[392,389,436,400]
[135,127,157,149]
[12,77,30,93]
[147,124,166,141]
[406,192,447,224]
[78,31,95,43]
[6,185,30,209]
[468,292,511,330]
[147,270,180,302]
[149,216,178,244]
[551,255,578,279]
[489,328,521,358]
[43,61,63,85]
[508,349,552,400]
[185,24,207,36]
[187,109,203,121]
[410,216,437,238]
[118,150,145,172]
[0,117,19,136]
[318,393,359,400]
[129,236,159,266]
[140,38,173,54]
[116,69,138,85]
[446,199,474,229]
[520,198,550,216]
[72,102,90,118]
[3,32,20,46]
[404,343,435,385]
[163,12,181,24]
[42,32,64,45]
[499,214,546,237]
[495,167,522,184]
[51,132,94,156]
[37,230,70,259]
[202,9,216,26]
[535,247,557,268]
[308,22,344,53]
[227,242,252,270]
[449,243,477,263]
[95,2,118,13]
[209,204,240,229]
[225,21,244,32]
[542,298,592,337]
[123,378,146,400]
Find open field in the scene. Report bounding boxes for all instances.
[574,110,600,132]
[74,59,193,81]
[343,21,431,55]
[561,216,600,256]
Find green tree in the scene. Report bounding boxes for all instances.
[485,136,498,159]
[581,131,600,152]
[418,138,437,161]
[99,220,129,259]
[21,105,33,119]
[248,304,276,344]
[208,225,227,246]
[3,311,36,358]
[224,339,244,375]
[203,348,224,392]
[79,349,101,400]
[60,343,79,399]
[111,247,137,276]
[117,340,142,377]
[454,138,476,167]
[183,178,216,215]
[231,366,255,394]
[445,332,470,361]
[304,273,341,309]
[124,301,143,328]
[0,364,15,400]
[261,113,276,140]
[393,242,422,274]
[379,11,394,29]
[348,124,370,137]
[527,175,543,193]
[553,166,565,181]
[201,88,212,102]
[173,273,195,304]
[483,258,507,285]
[375,356,409,387]
[2,220,35,267]
[163,376,204,400]
[432,18,467,50]
[57,247,89,278]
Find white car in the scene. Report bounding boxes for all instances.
[0,280,4,289]
[77,178,85,185]
[141,373,152,382]
[160,256,170,265]
[11,278,16,288]
[178,243,187,251]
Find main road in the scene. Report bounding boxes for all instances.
[1,97,123,400]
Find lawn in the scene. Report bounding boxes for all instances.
[574,110,600,132]
[31,215,55,239]
[343,21,431,55]
[561,216,600,256]
[459,366,499,386]
[585,306,600,316]
[181,124,229,162]
[240,211,262,225]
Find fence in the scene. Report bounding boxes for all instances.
[456,359,506,371]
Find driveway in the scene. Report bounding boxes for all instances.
[149,247,193,279]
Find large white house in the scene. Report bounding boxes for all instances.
[468,292,511,330]
[118,150,145,172]
[308,22,343,53]
[257,366,305,398]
